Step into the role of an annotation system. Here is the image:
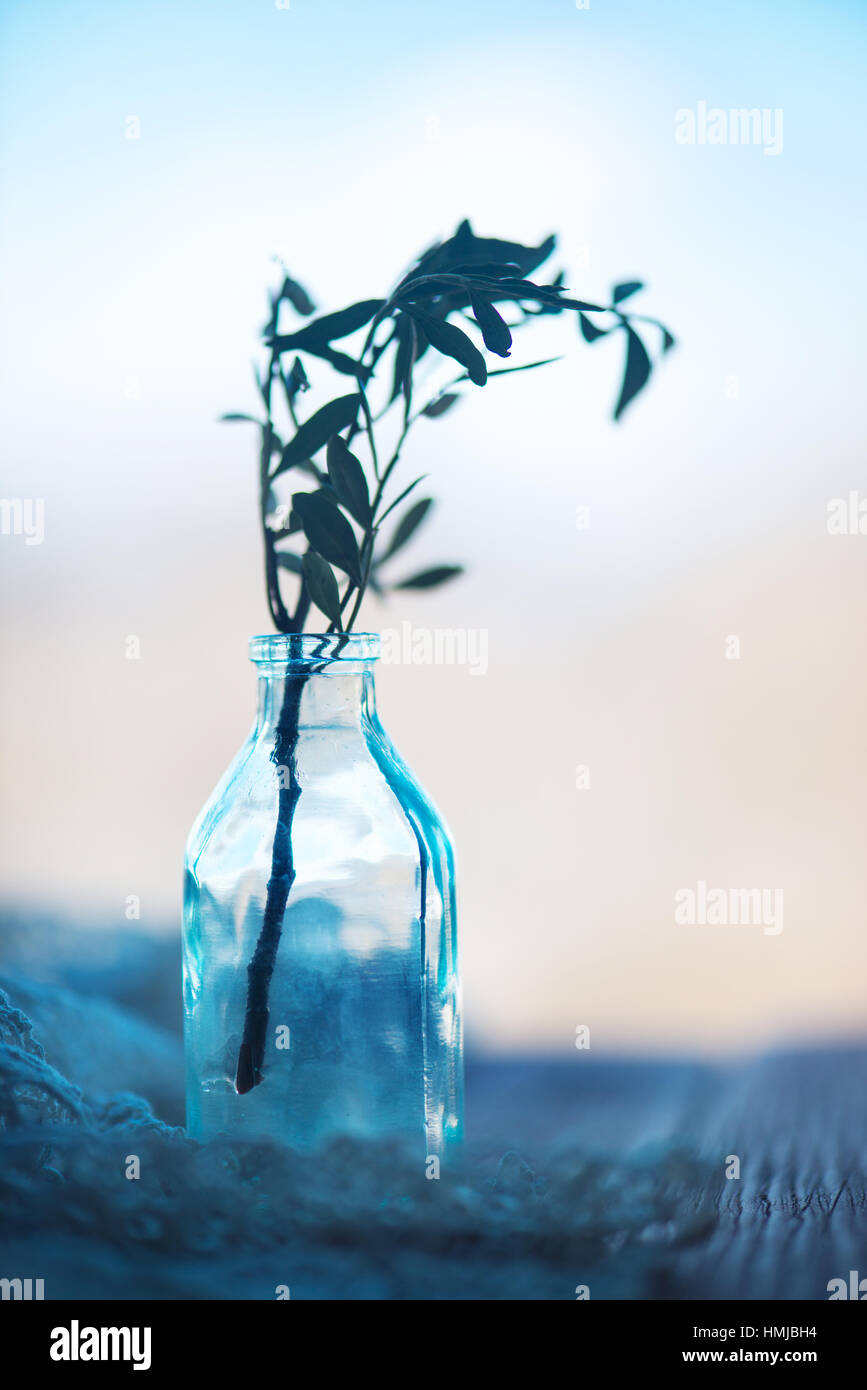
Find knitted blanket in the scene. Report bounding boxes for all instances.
[0,918,862,1300]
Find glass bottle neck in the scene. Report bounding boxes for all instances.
[249,633,381,734]
[254,667,377,733]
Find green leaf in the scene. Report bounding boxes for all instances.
[405,306,486,386]
[274,393,360,477]
[455,356,561,382]
[279,275,316,316]
[220,412,261,424]
[421,392,460,418]
[469,293,512,357]
[661,327,676,353]
[613,281,644,304]
[380,498,433,563]
[267,299,385,351]
[394,565,464,590]
[494,279,605,312]
[614,326,652,421]
[280,344,370,379]
[398,273,490,301]
[292,489,362,583]
[302,551,343,629]
[446,260,523,279]
[283,356,309,401]
[276,551,304,574]
[578,313,609,343]
[389,313,418,404]
[254,364,273,414]
[258,424,275,480]
[376,475,428,525]
[308,345,372,379]
[419,221,556,280]
[326,435,371,527]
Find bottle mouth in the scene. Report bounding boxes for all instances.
[248,632,380,667]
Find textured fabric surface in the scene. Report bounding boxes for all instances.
[0,919,863,1300]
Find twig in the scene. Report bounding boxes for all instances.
[234,671,306,1093]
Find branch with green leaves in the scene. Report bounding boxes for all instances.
[222,218,676,635]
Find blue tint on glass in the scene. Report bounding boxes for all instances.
[183,634,463,1156]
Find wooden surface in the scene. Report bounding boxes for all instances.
[467,1048,867,1298]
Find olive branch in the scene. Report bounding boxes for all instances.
[223,218,676,639]
[223,218,676,1094]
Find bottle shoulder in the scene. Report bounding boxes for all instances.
[185,718,452,874]
[361,714,456,863]
[184,726,260,865]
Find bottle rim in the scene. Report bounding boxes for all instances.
[248,632,380,666]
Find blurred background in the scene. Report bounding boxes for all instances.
[2,0,866,1060]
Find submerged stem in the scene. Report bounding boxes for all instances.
[234,671,306,1094]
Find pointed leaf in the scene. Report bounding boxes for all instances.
[305,344,372,379]
[578,313,609,343]
[614,326,652,421]
[469,293,512,357]
[292,490,362,584]
[274,393,360,477]
[276,551,304,574]
[394,565,464,590]
[313,482,341,506]
[279,275,316,317]
[492,278,605,312]
[380,498,434,563]
[455,356,561,382]
[327,435,371,527]
[267,299,385,351]
[425,222,556,279]
[421,392,460,419]
[446,260,523,279]
[405,307,486,385]
[220,412,261,424]
[613,281,644,305]
[661,327,676,353]
[283,356,310,402]
[376,475,428,526]
[302,551,343,629]
[399,273,501,302]
[255,364,273,413]
[389,313,418,404]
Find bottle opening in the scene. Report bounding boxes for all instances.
[248,632,380,668]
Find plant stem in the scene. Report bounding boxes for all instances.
[236,337,387,1090]
[260,422,293,633]
[234,669,306,1093]
[355,376,380,481]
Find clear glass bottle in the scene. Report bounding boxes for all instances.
[183,633,462,1156]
